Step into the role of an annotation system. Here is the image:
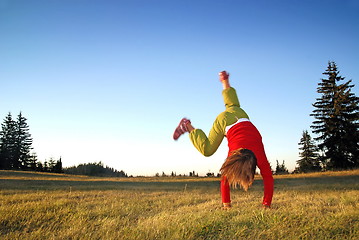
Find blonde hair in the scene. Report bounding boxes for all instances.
[220,148,257,191]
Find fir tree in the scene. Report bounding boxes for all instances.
[311,62,359,169]
[36,161,44,172]
[52,157,63,173]
[14,112,33,169]
[297,130,321,172]
[47,157,57,172]
[28,152,38,170]
[0,113,16,169]
[275,160,289,175]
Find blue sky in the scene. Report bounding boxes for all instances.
[1,0,358,176]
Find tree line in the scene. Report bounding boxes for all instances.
[0,112,64,173]
[0,112,39,170]
[64,162,128,177]
[0,113,128,177]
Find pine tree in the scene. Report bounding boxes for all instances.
[311,62,359,169]
[28,152,38,170]
[36,161,44,172]
[14,112,33,169]
[52,157,63,173]
[0,112,36,170]
[275,160,289,175]
[297,130,321,172]
[0,113,16,169]
[47,157,57,172]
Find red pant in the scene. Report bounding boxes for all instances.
[221,176,231,203]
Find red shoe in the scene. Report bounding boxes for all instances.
[173,118,191,140]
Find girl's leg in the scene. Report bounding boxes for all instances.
[221,176,231,208]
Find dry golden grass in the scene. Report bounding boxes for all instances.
[0,170,358,239]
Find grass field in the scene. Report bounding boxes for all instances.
[0,170,358,239]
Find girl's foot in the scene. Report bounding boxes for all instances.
[173,118,191,140]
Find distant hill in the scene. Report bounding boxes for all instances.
[63,162,128,177]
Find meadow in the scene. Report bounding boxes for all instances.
[0,170,358,240]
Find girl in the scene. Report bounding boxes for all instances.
[173,71,273,209]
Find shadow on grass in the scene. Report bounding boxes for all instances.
[0,178,221,192]
[0,171,359,191]
[269,174,359,191]
[0,174,358,192]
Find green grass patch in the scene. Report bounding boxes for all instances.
[0,170,358,239]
